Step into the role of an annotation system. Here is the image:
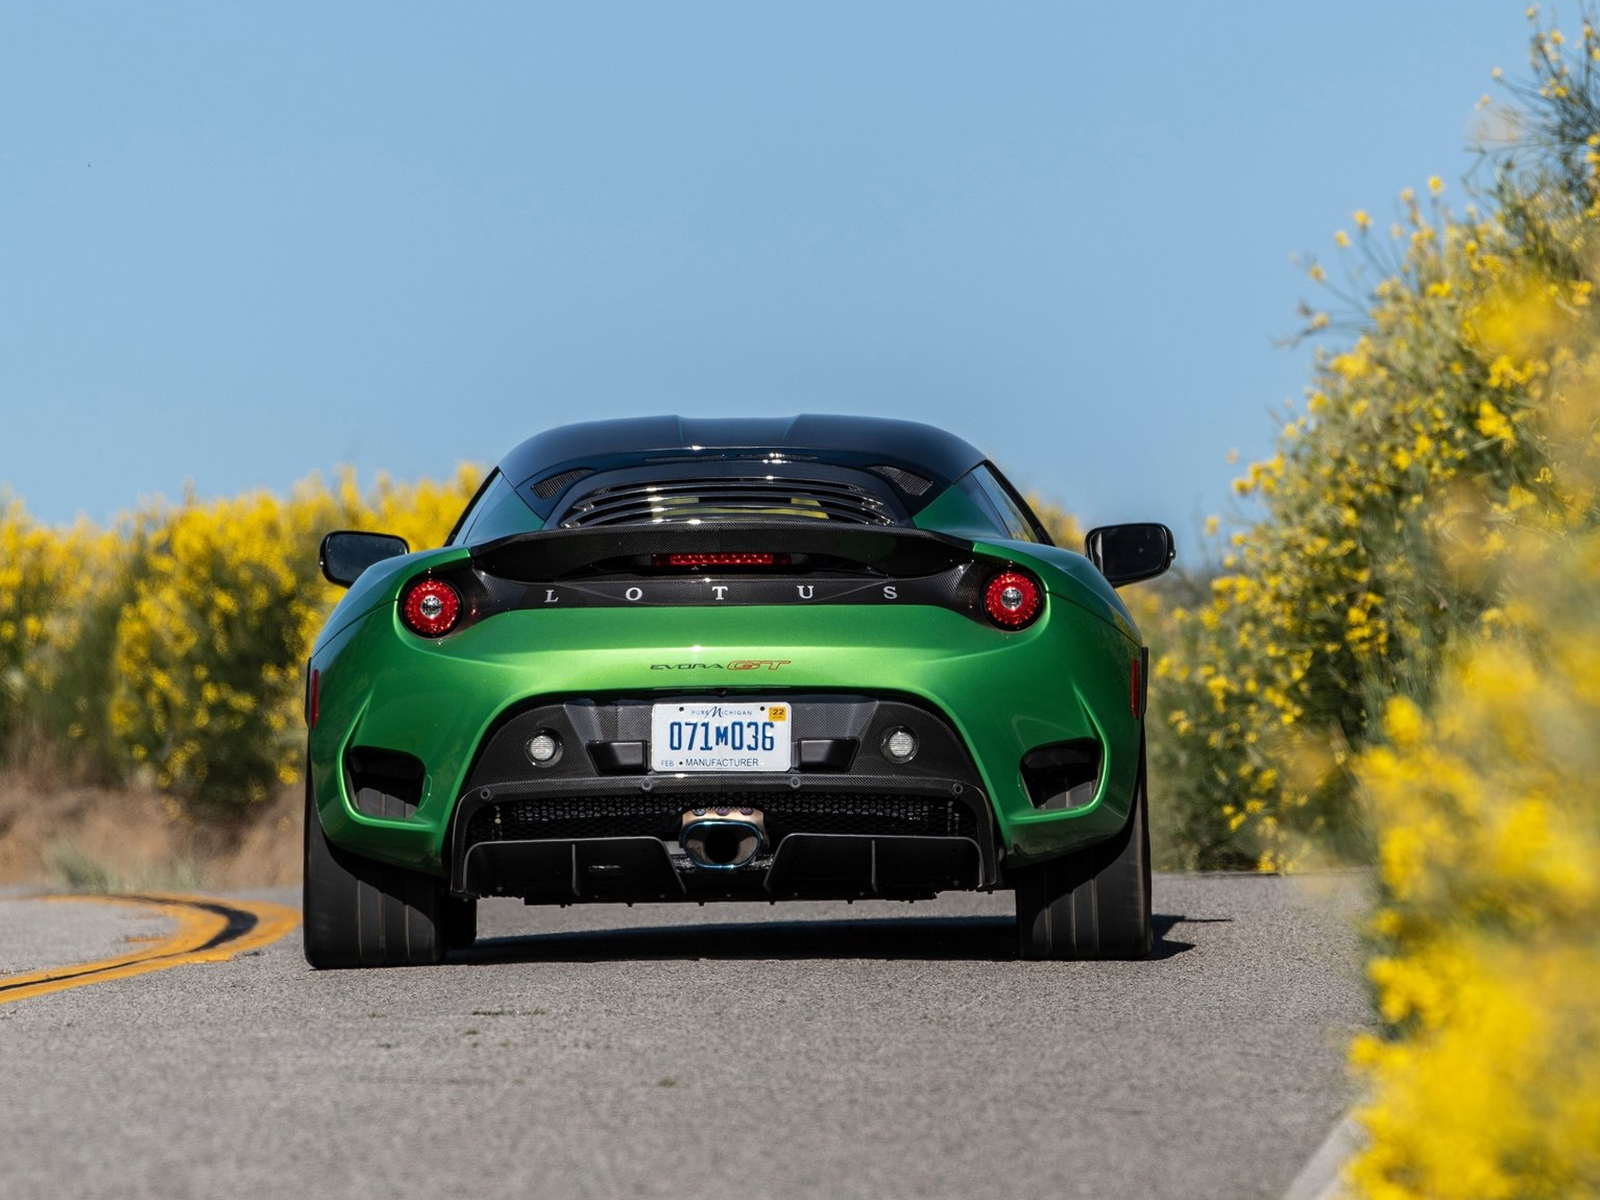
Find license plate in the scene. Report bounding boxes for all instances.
[651,701,792,772]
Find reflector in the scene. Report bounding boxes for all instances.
[525,732,560,764]
[884,727,918,762]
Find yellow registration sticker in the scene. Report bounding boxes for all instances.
[768,705,787,722]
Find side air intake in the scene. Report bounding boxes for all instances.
[532,467,596,500]
[869,465,933,496]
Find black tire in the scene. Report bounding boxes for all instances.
[1014,742,1153,961]
[442,896,478,951]
[302,784,446,969]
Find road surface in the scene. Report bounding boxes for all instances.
[0,873,1368,1200]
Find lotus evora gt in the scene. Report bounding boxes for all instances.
[303,416,1174,967]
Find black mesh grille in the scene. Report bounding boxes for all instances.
[468,796,676,843]
[868,465,933,496]
[763,793,977,839]
[558,478,896,528]
[532,467,595,499]
[463,792,977,847]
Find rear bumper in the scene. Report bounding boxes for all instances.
[450,694,997,900]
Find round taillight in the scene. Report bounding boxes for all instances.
[982,569,1043,630]
[400,578,462,638]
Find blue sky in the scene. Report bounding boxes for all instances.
[1,2,1529,542]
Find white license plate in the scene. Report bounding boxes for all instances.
[651,701,792,772]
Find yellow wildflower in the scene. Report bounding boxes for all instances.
[1475,400,1516,444]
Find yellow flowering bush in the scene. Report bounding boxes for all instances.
[1351,504,1600,1197]
[1338,12,1600,1194]
[0,470,479,815]
[108,484,350,811]
[0,496,134,774]
[1028,497,1083,550]
[1151,8,1599,870]
[0,496,70,746]
[364,464,484,552]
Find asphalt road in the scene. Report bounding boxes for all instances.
[0,874,1369,1200]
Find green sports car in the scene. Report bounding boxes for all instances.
[303,416,1173,968]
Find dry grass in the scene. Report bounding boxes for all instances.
[0,773,302,891]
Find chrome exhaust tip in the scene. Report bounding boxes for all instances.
[680,808,767,870]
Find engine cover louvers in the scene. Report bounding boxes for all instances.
[558,477,897,528]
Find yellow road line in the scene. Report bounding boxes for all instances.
[0,893,300,1006]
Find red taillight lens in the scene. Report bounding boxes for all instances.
[400,579,462,637]
[982,569,1043,630]
[651,553,790,568]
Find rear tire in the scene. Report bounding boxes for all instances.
[1014,742,1152,961]
[302,783,446,969]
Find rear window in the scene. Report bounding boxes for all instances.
[958,464,1049,544]
[450,472,544,545]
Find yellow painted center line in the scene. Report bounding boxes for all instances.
[0,893,300,1006]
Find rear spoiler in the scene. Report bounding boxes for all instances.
[472,523,975,581]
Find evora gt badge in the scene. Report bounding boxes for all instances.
[649,659,793,671]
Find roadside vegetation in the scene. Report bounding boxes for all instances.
[1141,7,1600,1194]
[1147,154,1571,871]
[0,469,479,815]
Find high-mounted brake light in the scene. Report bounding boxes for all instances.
[982,569,1043,630]
[652,553,791,568]
[400,578,462,637]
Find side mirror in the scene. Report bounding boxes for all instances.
[1084,523,1175,587]
[320,531,410,588]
